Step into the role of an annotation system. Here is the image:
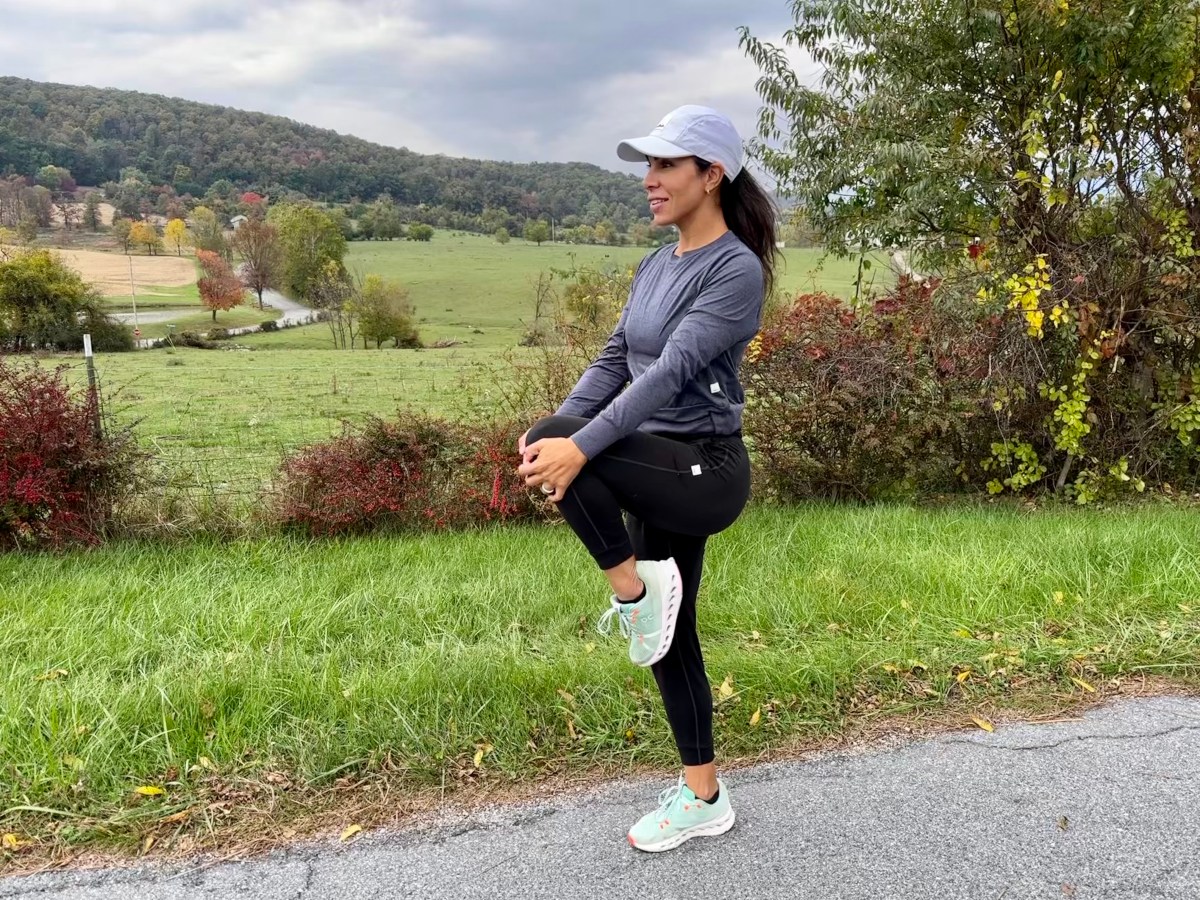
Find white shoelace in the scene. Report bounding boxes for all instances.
[655,777,686,816]
[596,599,634,638]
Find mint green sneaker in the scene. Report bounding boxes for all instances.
[596,558,683,667]
[627,776,735,852]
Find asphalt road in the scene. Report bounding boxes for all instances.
[3,696,1197,899]
[109,289,314,328]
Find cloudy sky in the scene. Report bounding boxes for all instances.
[1,0,812,176]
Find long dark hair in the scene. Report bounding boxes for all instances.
[696,160,779,296]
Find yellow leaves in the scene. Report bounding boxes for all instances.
[36,668,69,682]
[135,785,165,796]
[1070,677,1096,693]
[141,835,156,854]
[953,628,973,640]
[717,675,735,700]
[956,669,973,684]
[583,642,596,654]
[2,833,26,850]
[472,742,494,768]
[972,716,995,733]
[340,824,363,843]
[750,707,762,727]
[1052,70,1064,91]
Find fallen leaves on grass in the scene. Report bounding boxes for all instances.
[340,824,363,842]
[718,676,735,700]
[971,716,995,733]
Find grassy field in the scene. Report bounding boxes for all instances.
[72,347,502,500]
[1,504,1197,853]
[49,234,884,503]
[99,282,201,311]
[345,233,883,349]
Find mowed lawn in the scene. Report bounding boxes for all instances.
[1,504,1197,850]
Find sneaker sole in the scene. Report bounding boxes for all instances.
[627,808,736,852]
[641,559,682,668]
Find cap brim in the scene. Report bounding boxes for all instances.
[616,135,692,163]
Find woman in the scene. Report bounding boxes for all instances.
[517,105,777,852]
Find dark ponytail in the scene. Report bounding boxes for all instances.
[696,160,779,296]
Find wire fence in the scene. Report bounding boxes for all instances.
[38,350,516,523]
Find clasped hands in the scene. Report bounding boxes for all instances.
[517,430,587,503]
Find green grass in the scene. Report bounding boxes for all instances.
[2,504,1197,849]
[345,233,884,349]
[100,282,201,311]
[84,346,501,472]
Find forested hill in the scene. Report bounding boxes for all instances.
[0,77,646,221]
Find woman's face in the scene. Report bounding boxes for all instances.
[643,156,719,227]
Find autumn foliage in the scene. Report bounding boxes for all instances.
[271,413,542,536]
[196,249,245,322]
[743,282,1013,501]
[0,358,139,549]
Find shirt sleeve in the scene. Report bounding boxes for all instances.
[569,254,763,460]
[555,301,632,419]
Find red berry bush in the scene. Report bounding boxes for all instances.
[0,358,139,549]
[271,412,544,536]
[743,281,1013,501]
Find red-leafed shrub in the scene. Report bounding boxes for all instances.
[0,358,139,549]
[271,412,543,536]
[744,280,1016,500]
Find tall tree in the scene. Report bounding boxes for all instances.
[740,0,1200,491]
[0,249,106,351]
[231,217,284,309]
[523,220,550,245]
[190,205,228,259]
[353,274,419,349]
[111,218,133,254]
[82,192,101,231]
[268,204,347,299]
[129,221,160,255]
[164,218,189,256]
[196,249,245,322]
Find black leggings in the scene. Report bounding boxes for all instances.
[525,415,751,766]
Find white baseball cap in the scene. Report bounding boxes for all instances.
[617,105,744,181]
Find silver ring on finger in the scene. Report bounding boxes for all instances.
[540,483,555,495]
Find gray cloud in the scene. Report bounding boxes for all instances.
[0,1,803,172]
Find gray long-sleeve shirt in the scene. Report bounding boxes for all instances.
[557,230,764,460]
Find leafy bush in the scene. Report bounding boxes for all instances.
[0,358,139,549]
[207,327,231,341]
[271,413,542,536]
[259,320,279,332]
[744,282,1011,501]
[176,330,220,349]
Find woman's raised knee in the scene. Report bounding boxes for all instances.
[527,414,584,443]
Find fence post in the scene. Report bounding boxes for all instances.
[83,333,102,440]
